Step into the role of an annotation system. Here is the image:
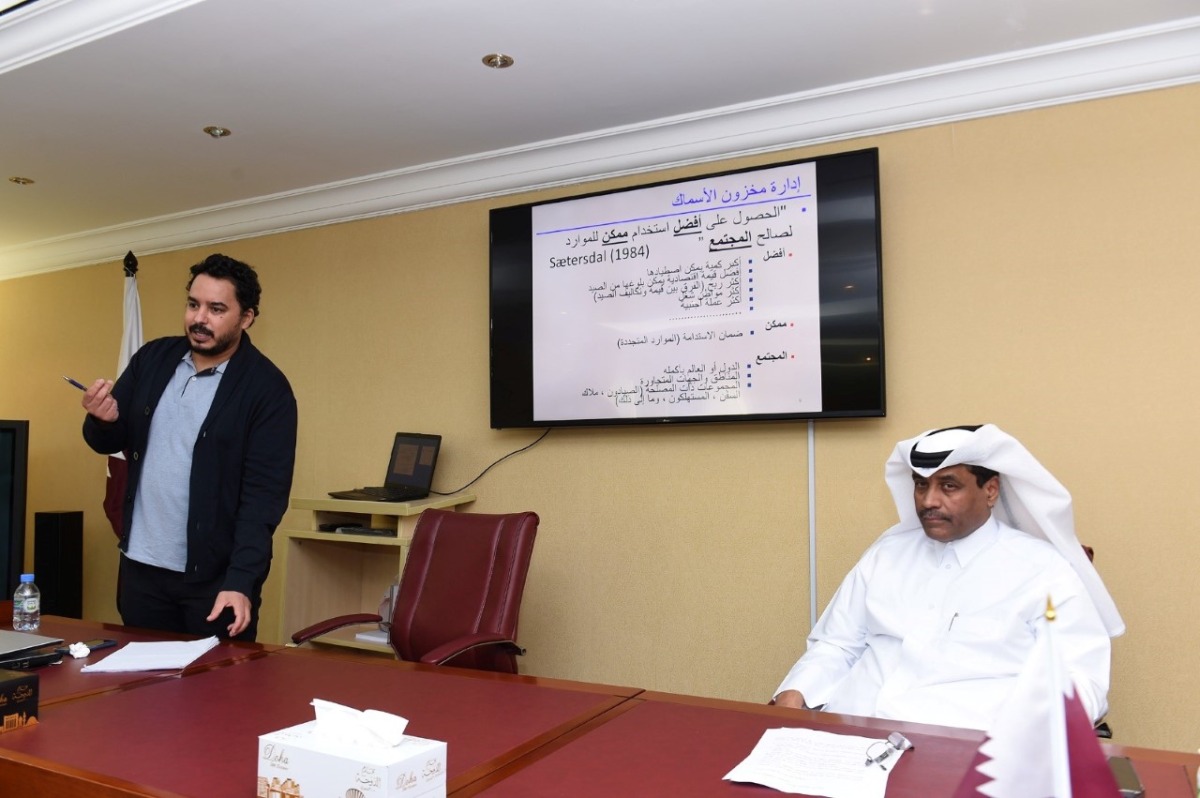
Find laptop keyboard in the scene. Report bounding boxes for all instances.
[328,486,428,502]
[360,486,426,500]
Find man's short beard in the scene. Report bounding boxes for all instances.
[189,324,238,358]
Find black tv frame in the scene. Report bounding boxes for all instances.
[0,419,29,597]
[489,147,885,429]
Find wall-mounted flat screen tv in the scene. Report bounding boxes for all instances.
[489,147,884,428]
[0,419,28,596]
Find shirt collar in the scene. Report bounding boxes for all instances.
[182,351,228,377]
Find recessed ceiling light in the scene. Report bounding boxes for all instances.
[7,176,34,186]
[203,125,232,139]
[481,53,514,69]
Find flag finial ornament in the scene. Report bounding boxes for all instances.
[123,250,138,277]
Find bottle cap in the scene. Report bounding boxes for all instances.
[19,573,34,582]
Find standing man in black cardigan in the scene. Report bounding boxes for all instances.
[82,253,297,641]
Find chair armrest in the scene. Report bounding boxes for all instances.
[291,613,384,645]
[418,632,525,666]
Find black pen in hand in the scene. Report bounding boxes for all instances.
[63,375,87,391]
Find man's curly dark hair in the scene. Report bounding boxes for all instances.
[187,253,261,318]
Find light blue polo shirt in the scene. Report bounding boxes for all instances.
[126,353,224,571]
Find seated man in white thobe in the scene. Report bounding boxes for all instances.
[773,424,1123,731]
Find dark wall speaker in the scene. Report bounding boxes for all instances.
[34,511,83,618]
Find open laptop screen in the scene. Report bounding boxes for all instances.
[384,433,441,491]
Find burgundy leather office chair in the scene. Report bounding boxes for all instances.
[292,508,539,673]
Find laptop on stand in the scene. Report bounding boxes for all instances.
[328,432,441,502]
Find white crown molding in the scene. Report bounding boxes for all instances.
[0,0,208,74]
[4,16,1199,279]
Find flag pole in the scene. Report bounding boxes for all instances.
[1045,596,1072,798]
[103,251,144,537]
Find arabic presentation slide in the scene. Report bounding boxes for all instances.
[530,161,822,421]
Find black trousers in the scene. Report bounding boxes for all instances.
[117,555,259,641]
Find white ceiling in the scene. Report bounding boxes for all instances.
[2,0,1198,281]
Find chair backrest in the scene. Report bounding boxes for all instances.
[389,508,538,673]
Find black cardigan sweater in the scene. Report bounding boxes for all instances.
[83,334,297,598]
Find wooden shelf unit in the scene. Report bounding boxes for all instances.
[275,493,475,652]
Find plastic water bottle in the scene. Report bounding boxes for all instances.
[12,573,40,631]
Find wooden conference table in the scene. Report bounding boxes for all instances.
[0,613,1196,797]
[459,691,1200,797]
[0,614,637,797]
[8,609,275,707]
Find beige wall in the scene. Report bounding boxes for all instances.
[2,83,1197,751]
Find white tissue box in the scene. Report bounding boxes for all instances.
[257,720,446,798]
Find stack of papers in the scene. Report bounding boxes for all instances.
[724,727,906,798]
[80,637,220,673]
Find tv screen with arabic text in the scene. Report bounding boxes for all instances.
[489,148,884,428]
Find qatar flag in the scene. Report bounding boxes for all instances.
[952,600,1120,798]
[103,251,143,537]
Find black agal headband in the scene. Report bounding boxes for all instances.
[908,425,983,469]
